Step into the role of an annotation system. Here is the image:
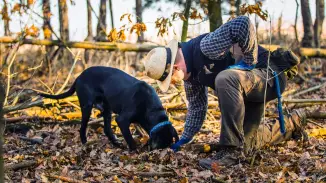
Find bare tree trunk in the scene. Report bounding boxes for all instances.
[58,0,69,42]
[235,0,241,16]
[136,0,144,42]
[3,0,10,36]
[300,0,314,47]
[229,0,236,18]
[0,79,5,183]
[85,0,93,41]
[58,0,71,64]
[208,0,222,32]
[42,0,52,40]
[108,0,114,29]
[96,0,107,41]
[277,12,283,41]
[314,0,325,48]
[294,0,299,43]
[254,0,259,42]
[181,0,192,42]
[84,0,94,65]
[42,0,53,76]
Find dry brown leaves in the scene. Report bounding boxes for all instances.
[240,2,268,21]
[3,57,326,182]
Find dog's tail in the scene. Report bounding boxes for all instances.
[39,81,76,99]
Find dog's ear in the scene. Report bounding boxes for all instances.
[171,127,179,142]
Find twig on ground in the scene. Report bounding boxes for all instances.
[283,98,326,104]
[293,83,326,97]
[307,119,324,128]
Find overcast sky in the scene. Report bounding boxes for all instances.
[0,0,324,43]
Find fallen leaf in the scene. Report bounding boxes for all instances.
[287,171,298,179]
[179,177,189,183]
[299,152,311,163]
[259,171,268,179]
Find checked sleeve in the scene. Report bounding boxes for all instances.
[180,80,208,140]
[200,15,258,66]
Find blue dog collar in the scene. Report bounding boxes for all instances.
[149,121,172,137]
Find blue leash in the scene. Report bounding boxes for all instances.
[273,71,286,135]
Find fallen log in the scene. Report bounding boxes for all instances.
[307,111,326,119]
[3,96,79,114]
[3,99,43,113]
[5,116,56,124]
[18,136,43,144]
[2,37,326,57]
[0,36,156,52]
[4,160,38,171]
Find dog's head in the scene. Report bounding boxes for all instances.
[148,122,179,150]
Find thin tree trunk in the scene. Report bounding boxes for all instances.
[235,0,241,16]
[254,0,259,42]
[300,0,314,47]
[84,0,94,65]
[229,0,236,18]
[58,0,71,64]
[294,0,299,43]
[314,0,325,48]
[58,0,69,42]
[0,79,5,182]
[208,0,222,32]
[277,12,283,41]
[136,0,144,42]
[42,0,53,76]
[42,0,52,40]
[108,0,114,29]
[96,0,107,41]
[85,0,93,41]
[181,0,192,42]
[3,0,10,36]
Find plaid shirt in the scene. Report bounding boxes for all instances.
[200,15,257,66]
[181,15,257,140]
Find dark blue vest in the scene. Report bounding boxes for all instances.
[180,34,286,90]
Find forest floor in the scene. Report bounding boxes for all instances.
[2,52,326,183]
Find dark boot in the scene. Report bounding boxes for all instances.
[199,146,245,169]
[290,109,308,141]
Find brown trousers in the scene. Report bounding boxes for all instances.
[214,68,297,153]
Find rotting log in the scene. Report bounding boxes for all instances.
[3,95,79,114]
[2,37,326,56]
[307,111,326,119]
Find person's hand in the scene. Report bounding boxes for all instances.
[171,138,192,152]
[228,60,255,71]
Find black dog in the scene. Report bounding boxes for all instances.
[39,66,179,150]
